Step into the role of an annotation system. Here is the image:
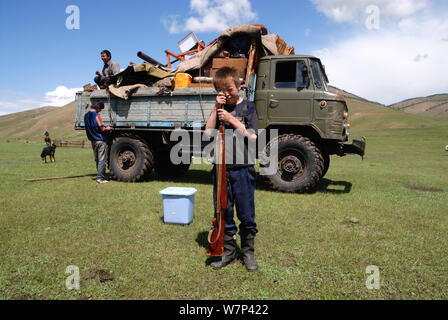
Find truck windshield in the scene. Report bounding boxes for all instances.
[310,59,329,91]
[311,60,322,89]
[275,61,307,89]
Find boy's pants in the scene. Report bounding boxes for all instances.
[91,141,108,180]
[212,166,258,236]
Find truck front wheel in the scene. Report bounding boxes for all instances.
[322,152,330,178]
[109,135,154,182]
[263,134,324,193]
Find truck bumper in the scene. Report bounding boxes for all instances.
[340,138,366,158]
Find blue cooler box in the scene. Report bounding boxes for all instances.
[159,187,197,225]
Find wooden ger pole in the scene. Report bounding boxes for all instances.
[25,175,89,182]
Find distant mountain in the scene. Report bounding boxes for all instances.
[329,86,386,106]
[0,88,447,142]
[0,101,85,142]
[329,86,445,131]
[388,94,448,118]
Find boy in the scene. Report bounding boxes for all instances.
[84,102,113,184]
[205,67,259,271]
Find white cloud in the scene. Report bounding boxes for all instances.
[43,86,81,107]
[0,86,81,116]
[0,98,44,115]
[413,53,429,62]
[313,14,448,105]
[311,0,430,24]
[161,15,182,34]
[162,0,257,34]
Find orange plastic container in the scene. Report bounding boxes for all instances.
[174,73,192,88]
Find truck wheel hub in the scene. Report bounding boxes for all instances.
[281,156,303,174]
[118,150,136,169]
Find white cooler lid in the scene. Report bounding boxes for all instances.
[159,187,197,196]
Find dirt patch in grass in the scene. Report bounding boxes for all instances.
[405,185,444,193]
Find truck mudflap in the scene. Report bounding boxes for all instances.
[340,138,366,158]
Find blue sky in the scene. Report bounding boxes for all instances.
[1,0,447,115]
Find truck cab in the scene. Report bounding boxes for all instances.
[253,55,365,192]
[256,55,348,139]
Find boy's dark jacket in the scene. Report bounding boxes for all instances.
[214,100,258,169]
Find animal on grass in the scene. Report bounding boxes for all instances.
[41,143,57,163]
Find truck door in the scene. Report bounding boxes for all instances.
[267,59,313,124]
[310,59,330,115]
[254,60,270,129]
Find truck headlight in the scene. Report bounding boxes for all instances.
[344,123,350,139]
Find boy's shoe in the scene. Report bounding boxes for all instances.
[210,234,237,270]
[96,179,109,184]
[240,231,258,271]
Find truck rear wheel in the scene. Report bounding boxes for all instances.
[109,135,154,182]
[263,134,324,193]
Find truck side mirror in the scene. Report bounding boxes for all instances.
[297,65,309,90]
[302,65,309,83]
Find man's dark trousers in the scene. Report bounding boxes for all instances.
[94,75,110,87]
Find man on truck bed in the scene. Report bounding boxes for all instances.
[94,50,120,88]
[84,102,113,184]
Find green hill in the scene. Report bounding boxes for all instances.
[388,94,448,118]
[329,86,446,132]
[1,88,447,142]
[329,85,385,106]
[0,101,85,142]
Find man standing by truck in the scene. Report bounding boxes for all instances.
[84,102,113,184]
[94,50,120,88]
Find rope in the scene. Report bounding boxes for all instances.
[207,216,223,245]
[106,88,113,126]
[198,66,206,122]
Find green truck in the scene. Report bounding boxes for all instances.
[75,54,365,193]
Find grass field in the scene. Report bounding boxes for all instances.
[1,124,448,300]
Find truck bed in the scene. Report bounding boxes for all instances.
[75,87,218,130]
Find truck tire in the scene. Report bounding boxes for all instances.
[263,134,324,193]
[322,152,330,178]
[155,150,191,177]
[109,135,154,182]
